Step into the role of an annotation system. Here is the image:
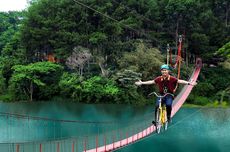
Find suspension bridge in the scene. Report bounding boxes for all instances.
[0,58,202,152]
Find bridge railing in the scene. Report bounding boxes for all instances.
[0,110,153,152]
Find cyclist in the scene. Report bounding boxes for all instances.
[135,64,197,123]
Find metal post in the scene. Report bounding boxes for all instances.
[132,128,134,143]
[16,144,19,152]
[84,137,87,152]
[72,141,74,152]
[126,132,128,144]
[141,128,143,138]
[57,142,60,152]
[113,133,115,150]
[137,128,139,140]
[104,135,106,151]
[40,144,42,152]
[96,136,98,152]
[120,131,122,147]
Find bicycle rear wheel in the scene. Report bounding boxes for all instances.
[164,120,168,131]
[163,109,168,131]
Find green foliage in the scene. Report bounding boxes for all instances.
[201,68,230,92]
[0,11,24,52]
[193,96,210,106]
[190,33,209,54]
[0,0,230,106]
[117,87,146,105]
[89,32,107,45]
[2,31,27,61]
[207,100,229,107]
[82,76,119,103]
[192,82,215,97]
[178,63,193,80]
[58,72,82,98]
[217,41,230,58]
[0,93,14,102]
[60,74,121,103]
[0,68,6,93]
[0,12,27,93]
[0,56,23,92]
[115,70,142,87]
[188,66,230,105]
[9,62,63,101]
[113,69,146,105]
[79,76,119,103]
[219,58,230,70]
[118,42,164,79]
[215,87,230,104]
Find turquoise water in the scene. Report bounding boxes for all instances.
[0,102,152,142]
[116,108,230,152]
[0,102,230,152]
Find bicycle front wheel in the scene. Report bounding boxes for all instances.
[155,108,161,134]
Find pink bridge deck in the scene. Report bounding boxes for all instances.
[87,58,202,152]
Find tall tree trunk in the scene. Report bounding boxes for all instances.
[226,4,229,27]
[219,90,226,104]
[98,62,108,77]
[30,81,33,102]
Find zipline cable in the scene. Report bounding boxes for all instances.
[72,0,160,44]
[112,0,181,37]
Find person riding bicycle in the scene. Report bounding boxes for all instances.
[135,64,197,123]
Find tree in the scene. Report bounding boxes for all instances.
[72,76,119,103]
[216,86,230,104]
[118,41,164,79]
[65,46,92,76]
[217,41,230,70]
[217,41,230,58]
[0,11,24,53]
[58,72,82,99]
[190,33,209,55]
[10,62,63,101]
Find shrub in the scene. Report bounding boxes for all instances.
[0,93,14,102]
[71,76,120,103]
[193,96,210,106]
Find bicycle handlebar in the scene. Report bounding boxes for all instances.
[148,92,174,98]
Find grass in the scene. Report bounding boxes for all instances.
[183,101,229,108]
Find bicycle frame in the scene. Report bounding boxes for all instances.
[158,98,167,123]
[150,92,174,134]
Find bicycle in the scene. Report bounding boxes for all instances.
[149,92,174,134]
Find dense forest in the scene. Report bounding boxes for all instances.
[0,0,229,106]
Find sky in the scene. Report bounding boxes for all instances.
[0,0,28,12]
